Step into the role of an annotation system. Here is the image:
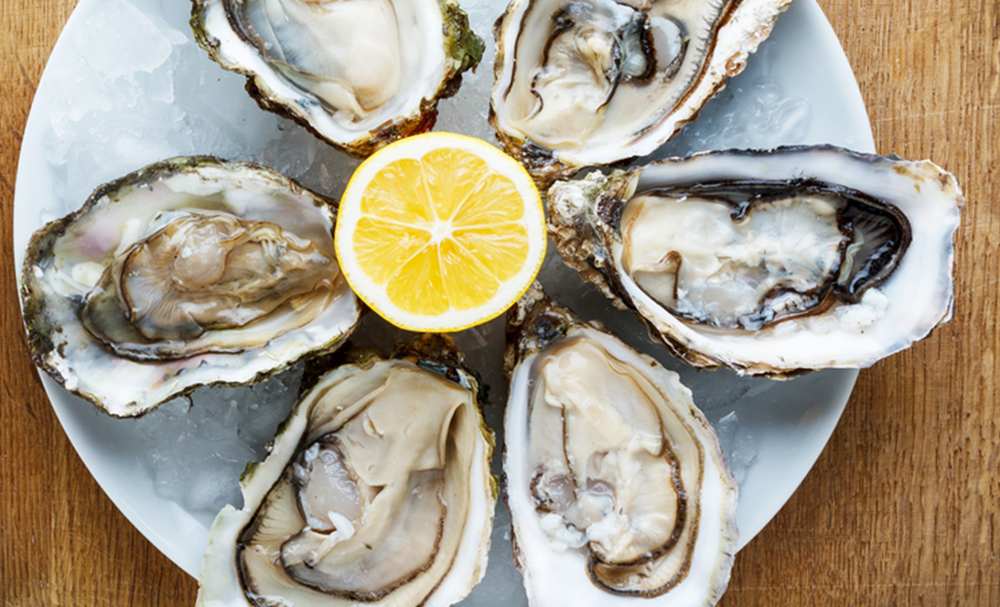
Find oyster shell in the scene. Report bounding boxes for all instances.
[20,157,360,417]
[547,146,963,376]
[505,289,737,605]
[197,336,496,607]
[490,0,791,183]
[191,0,485,156]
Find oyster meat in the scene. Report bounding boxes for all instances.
[20,157,360,416]
[491,0,791,182]
[192,0,484,156]
[197,337,496,606]
[505,289,737,606]
[548,146,963,375]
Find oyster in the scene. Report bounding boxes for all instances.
[548,146,963,375]
[197,337,496,607]
[192,0,485,156]
[505,289,737,605]
[491,0,791,183]
[20,157,360,417]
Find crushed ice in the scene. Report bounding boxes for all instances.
[40,0,824,590]
[129,369,301,515]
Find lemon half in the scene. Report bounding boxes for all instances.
[335,132,546,332]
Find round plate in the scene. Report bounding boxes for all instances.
[13,0,874,596]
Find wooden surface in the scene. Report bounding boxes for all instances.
[1,1,997,605]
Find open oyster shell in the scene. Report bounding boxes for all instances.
[191,0,484,157]
[20,157,360,417]
[197,336,496,607]
[504,288,737,606]
[490,0,791,183]
[547,146,963,376]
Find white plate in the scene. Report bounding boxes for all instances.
[13,0,874,598]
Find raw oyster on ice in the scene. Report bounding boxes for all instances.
[20,157,360,417]
[504,289,737,606]
[490,0,791,183]
[547,146,963,375]
[192,0,485,156]
[197,337,496,607]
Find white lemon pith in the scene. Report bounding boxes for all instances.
[335,133,546,332]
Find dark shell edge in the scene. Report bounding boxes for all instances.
[19,155,361,418]
[190,0,485,158]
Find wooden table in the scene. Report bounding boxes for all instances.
[1,1,997,605]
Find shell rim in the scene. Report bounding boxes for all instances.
[189,0,486,157]
[546,144,964,377]
[19,155,362,418]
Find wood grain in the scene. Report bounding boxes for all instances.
[1,1,997,605]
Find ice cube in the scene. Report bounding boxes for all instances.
[79,0,185,77]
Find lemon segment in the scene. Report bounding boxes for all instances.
[335,133,546,332]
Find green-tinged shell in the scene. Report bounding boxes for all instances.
[20,156,361,417]
[191,0,484,157]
